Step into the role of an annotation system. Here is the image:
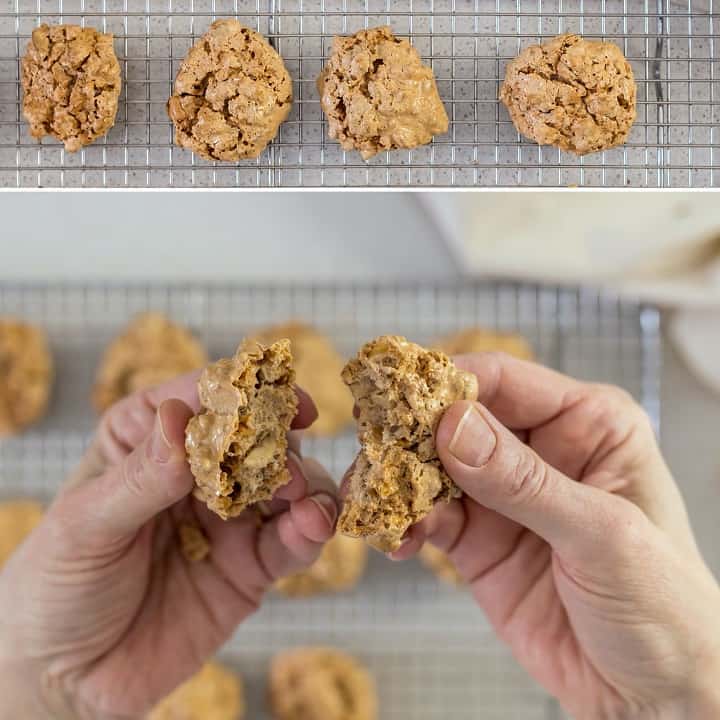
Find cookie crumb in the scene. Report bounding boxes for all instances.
[179,522,210,563]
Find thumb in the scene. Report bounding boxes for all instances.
[436,400,625,561]
[61,399,196,541]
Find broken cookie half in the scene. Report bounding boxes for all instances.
[185,339,297,519]
[338,335,478,552]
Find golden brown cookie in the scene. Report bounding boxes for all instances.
[499,34,636,155]
[248,322,352,437]
[0,500,43,569]
[269,647,377,720]
[185,339,297,519]
[93,313,207,412]
[21,24,121,152]
[179,522,210,563]
[418,543,463,586]
[338,336,478,552]
[434,327,534,361]
[148,662,244,720]
[317,26,449,160]
[0,319,53,436]
[167,19,292,161]
[275,534,367,597]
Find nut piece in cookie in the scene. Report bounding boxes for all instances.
[0,319,53,437]
[148,661,245,720]
[0,500,43,568]
[338,335,478,552]
[185,339,297,519]
[317,26,449,160]
[499,34,636,155]
[269,647,377,720]
[419,543,464,586]
[167,19,292,162]
[434,327,534,361]
[248,322,353,437]
[93,312,207,412]
[21,24,122,152]
[275,534,367,598]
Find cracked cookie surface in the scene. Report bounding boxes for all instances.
[93,313,207,412]
[317,26,449,160]
[249,322,353,437]
[21,24,121,152]
[0,500,43,568]
[434,327,534,361]
[167,19,292,161]
[148,662,245,720]
[185,339,297,519]
[0,319,53,436]
[275,533,367,597]
[338,336,478,552]
[270,647,377,720]
[499,33,636,155]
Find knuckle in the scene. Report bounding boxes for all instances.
[604,500,651,558]
[502,449,549,506]
[121,453,148,499]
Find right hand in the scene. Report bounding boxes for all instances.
[397,353,720,719]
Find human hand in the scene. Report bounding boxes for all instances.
[396,353,720,720]
[0,373,338,720]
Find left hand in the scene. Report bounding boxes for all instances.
[0,372,338,719]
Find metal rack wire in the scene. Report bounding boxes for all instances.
[0,281,660,718]
[0,0,716,187]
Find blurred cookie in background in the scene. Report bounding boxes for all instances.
[0,319,53,437]
[269,647,377,720]
[275,534,367,598]
[93,312,207,412]
[148,661,244,720]
[418,543,464,587]
[434,327,534,361]
[249,322,353,436]
[0,500,43,568]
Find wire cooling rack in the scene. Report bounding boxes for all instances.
[0,0,717,188]
[0,281,660,718]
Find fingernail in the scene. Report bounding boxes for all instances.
[448,404,497,467]
[388,535,410,560]
[287,450,307,483]
[150,408,173,463]
[308,492,338,529]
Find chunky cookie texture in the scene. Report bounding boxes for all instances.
[167,19,292,161]
[499,34,636,155]
[148,662,245,720]
[21,24,121,152]
[317,26,449,160]
[270,647,377,720]
[249,322,353,437]
[0,500,43,568]
[185,339,297,519]
[0,319,53,437]
[434,327,534,361]
[93,313,207,412]
[275,534,367,597]
[338,336,478,552]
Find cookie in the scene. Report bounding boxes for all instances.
[21,24,121,152]
[248,323,352,437]
[167,19,292,161]
[0,319,53,436]
[269,647,377,720]
[179,522,210,563]
[317,26,449,160]
[148,661,244,720]
[0,500,43,569]
[338,336,478,552]
[185,339,297,519]
[93,313,207,412]
[434,327,534,361]
[418,543,463,586]
[275,534,367,597]
[499,34,636,155]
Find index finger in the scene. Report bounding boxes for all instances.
[453,352,583,431]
